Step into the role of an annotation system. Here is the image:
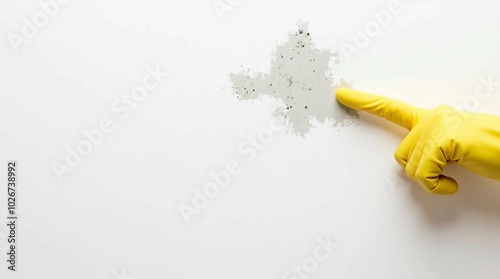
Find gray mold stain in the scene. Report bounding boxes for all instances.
[229,21,359,136]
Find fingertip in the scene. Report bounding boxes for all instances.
[335,87,353,104]
[335,88,419,129]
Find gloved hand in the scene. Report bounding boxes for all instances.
[336,88,500,195]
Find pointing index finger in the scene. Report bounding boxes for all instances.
[336,88,420,130]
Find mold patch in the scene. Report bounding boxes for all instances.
[230,21,359,136]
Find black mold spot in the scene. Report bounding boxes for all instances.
[228,21,359,136]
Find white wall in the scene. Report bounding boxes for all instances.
[2,0,500,278]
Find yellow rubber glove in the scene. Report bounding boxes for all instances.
[336,88,500,195]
